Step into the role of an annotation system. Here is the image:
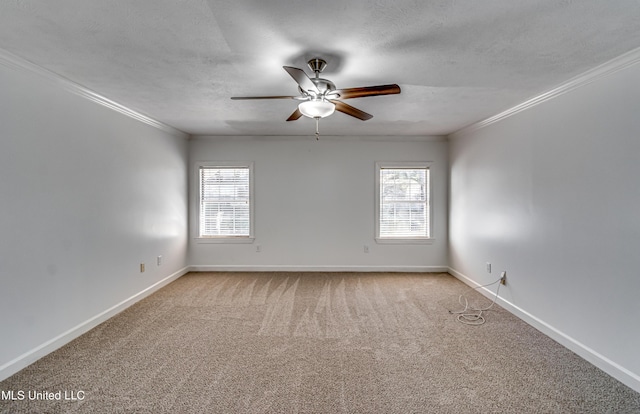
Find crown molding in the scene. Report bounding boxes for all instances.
[450,46,640,139]
[0,48,189,139]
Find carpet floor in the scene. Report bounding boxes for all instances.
[1,272,639,413]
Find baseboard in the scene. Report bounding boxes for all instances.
[188,265,449,273]
[447,267,640,394]
[13,265,634,393]
[0,266,190,382]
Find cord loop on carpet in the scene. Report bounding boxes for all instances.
[449,278,502,325]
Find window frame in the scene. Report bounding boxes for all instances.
[374,161,433,244]
[194,161,255,244]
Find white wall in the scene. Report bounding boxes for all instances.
[189,136,448,271]
[0,59,189,379]
[449,60,640,392]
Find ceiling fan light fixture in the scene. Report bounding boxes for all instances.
[298,99,335,119]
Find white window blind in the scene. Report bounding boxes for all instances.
[199,166,251,237]
[379,167,430,238]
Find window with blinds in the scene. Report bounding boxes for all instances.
[376,164,430,240]
[199,166,252,238]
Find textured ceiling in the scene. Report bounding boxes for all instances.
[1,1,640,137]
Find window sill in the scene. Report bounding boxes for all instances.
[375,237,435,245]
[195,236,255,244]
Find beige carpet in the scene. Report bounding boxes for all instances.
[1,272,639,413]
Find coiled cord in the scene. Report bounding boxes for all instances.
[449,277,502,325]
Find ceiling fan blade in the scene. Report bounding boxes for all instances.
[283,66,319,94]
[286,108,303,121]
[231,96,297,100]
[331,100,373,121]
[332,84,401,100]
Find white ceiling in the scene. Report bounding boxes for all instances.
[1,1,640,137]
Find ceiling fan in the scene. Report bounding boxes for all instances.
[231,58,400,137]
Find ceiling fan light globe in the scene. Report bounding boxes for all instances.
[298,100,335,118]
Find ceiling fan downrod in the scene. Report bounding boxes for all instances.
[307,58,327,79]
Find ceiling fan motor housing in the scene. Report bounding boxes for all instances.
[300,78,336,96]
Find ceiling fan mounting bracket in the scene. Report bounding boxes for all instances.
[307,58,327,76]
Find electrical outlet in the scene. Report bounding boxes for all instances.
[500,271,507,285]
[364,245,369,253]
[486,262,492,273]
[140,263,145,273]
[256,245,262,253]
[157,256,162,266]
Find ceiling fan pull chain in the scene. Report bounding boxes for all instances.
[315,117,320,140]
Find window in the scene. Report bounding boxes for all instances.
[197,163,254,241]
[375,162,431,243]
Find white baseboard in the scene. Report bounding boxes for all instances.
[447,267,640,394]
[15,265,634,394]
[189,265,449,273]
[1,264,446,381]
[0,266,190,382]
